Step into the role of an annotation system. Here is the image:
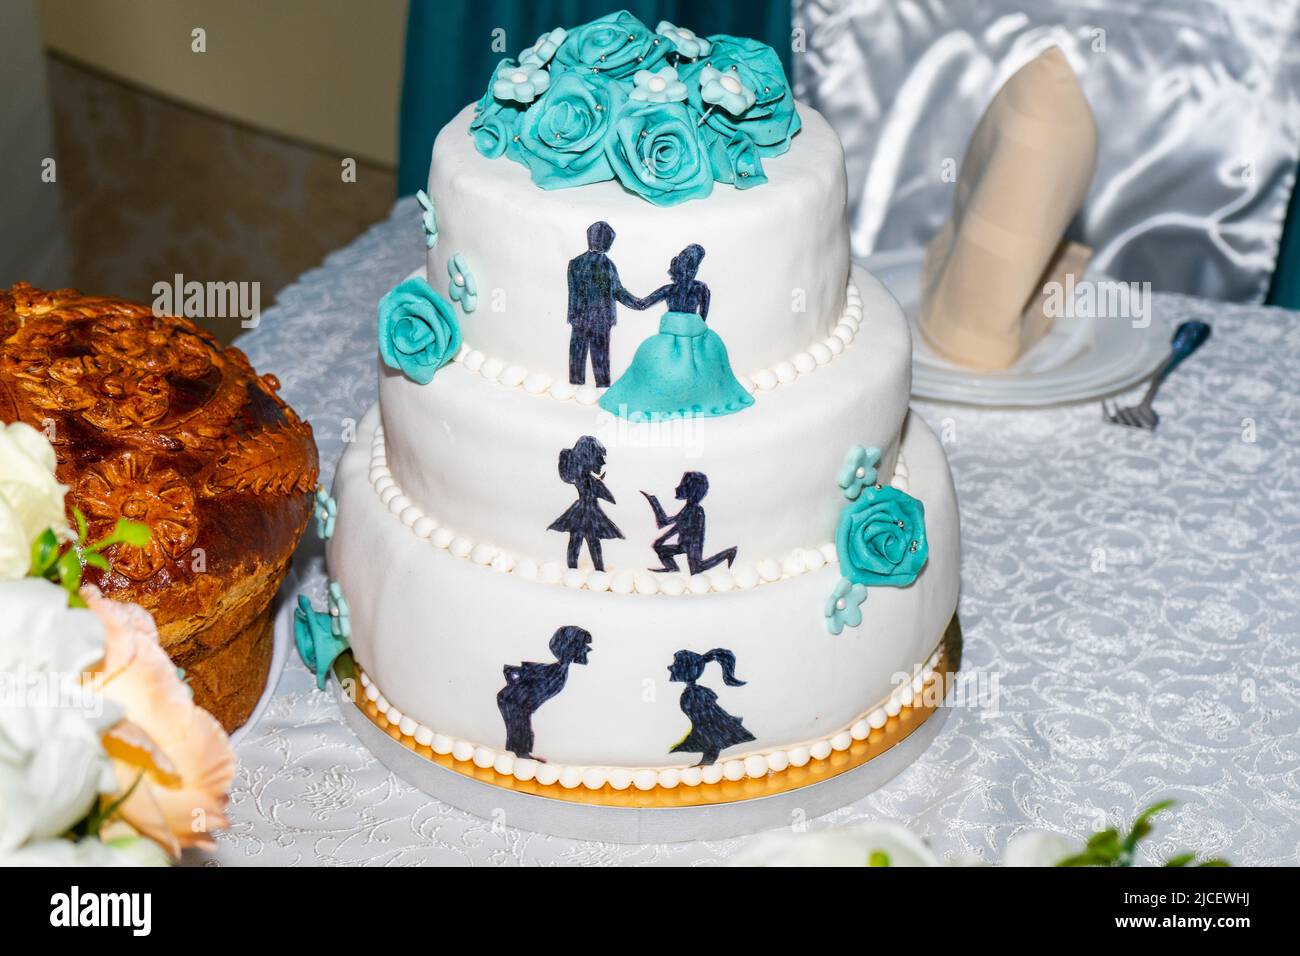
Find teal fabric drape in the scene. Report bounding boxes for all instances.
[397,0,792,195]
[1266,165,1300,309]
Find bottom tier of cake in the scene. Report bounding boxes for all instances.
[327,405,959,780]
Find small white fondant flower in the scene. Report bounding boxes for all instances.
[656,21,711,60]
[699,65,756,116]
[492,61,550,105]
[519,27,567,68]
[629,66,687,103]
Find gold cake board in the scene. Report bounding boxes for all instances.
[334,617,961,843]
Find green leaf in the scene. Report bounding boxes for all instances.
[29,528,59,576]
[113,519,151,547]
[72,506,89,544]
[1198,859,1231,868]
[55,549,82,593]
[867,850,891,867]
[1164,853,1195,868]
[83,552,111,572]
[332,648,356,685]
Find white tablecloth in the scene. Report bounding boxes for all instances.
[202,198,1300,866]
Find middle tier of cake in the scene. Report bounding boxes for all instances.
[376,267,911,577]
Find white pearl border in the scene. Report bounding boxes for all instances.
[357,641,944,792]
[448,278,863,404]
[366,424,911,596]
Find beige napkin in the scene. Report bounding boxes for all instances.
[919,46,1098,371]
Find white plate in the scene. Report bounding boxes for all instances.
[861,249,1169,407]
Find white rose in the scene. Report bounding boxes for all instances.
[0,835,165,866]
[0,422,72,579]
[0,578,119,852]
[729,822,940,867]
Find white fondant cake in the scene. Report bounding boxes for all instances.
[325,15,959,793]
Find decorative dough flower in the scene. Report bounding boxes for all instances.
[84,585,235,857]
[447,254,479,313]
[837,445,881,500]
[605,100,714,206]
[553,10,667,79]
[519,27,568,67]
[629,66,687,103]
[516,72,625,188]
[683,35,801,156]
[415,189,438,249]
[492,60,550,104]
[377,277,462,385]
[699,65,756,116]
[656,21,711,60]
[835,484,928,587]
[76,453,197,582]
[824,577,869,635]
[0,421,71,579]
[0,578,117,853]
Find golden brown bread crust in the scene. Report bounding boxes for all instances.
[0,282,318,730]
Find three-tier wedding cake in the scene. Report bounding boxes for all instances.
[320,12,959,800]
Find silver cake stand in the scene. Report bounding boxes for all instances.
[317,618,962,845]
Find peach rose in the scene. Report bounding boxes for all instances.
[81,586,235,856]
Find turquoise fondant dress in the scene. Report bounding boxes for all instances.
[599,279,754,421]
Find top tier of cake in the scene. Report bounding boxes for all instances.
[425,102,849,384]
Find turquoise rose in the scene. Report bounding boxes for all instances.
[605,100,714,205]
[469,76,524,160]
[835,485,928,587]
[377,278,461,385]
[552,10,667,79]
[683,35,801,156]
[516,73,625,188]
[705,128,768,189]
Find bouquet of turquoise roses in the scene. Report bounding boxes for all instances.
[468,11,802,206]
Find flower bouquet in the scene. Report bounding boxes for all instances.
[0,422,235,866]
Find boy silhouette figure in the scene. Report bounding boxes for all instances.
[567,220,644,387]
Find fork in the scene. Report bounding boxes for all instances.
[1102,320,1211,430]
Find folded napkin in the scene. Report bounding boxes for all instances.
[919,46,1098,370]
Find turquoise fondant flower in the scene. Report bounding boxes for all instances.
[629,66,687,103]
[377,277,461,385]
[519,27,567,67]
[313,486,336,540]
[552,10,667,79]
[835,485,929,587]
[492,60,550,104]
[447,254,478,312]
[328,581,350,639]
[838,445,882,500]
[825,578,869,635]
[415,189,438,249]
[699,65,756,116]
[656,21,712,60]
[469,77,524,159]
[293,585,350,691]
[605,100,714,206]
[515,72,625,188]
[682,35,801,156]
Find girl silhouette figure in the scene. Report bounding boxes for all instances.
[599,243,754,420]
[497,625,593,760]
[548,436,623,572]
[667,648,755,766]
[642,471,737,574]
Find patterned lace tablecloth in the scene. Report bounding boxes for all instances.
[203,198,1300,866]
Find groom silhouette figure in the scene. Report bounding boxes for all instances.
[567,221,643,387]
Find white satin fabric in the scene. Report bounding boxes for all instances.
[794,0,1300,303]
